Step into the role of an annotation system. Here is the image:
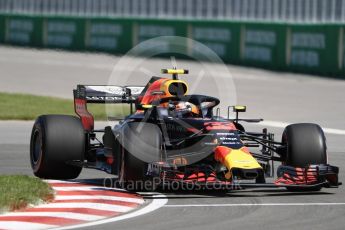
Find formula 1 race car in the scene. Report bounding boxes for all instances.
[30,69,340,191]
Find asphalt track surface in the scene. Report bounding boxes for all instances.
[0,46,345,230]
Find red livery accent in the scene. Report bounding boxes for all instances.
[204,122,236,130]
[139,78,167,105]
[275,166,319,185]
[106,156,114,165]
[164,170,218,183]
[186,127,200,133]
[74,98,94,131]
[214,146,231,164]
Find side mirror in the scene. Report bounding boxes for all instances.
[233,105,246,112]
[227,105,247,121]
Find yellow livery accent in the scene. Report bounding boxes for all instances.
[223,148,262,170]
[161,69,189,75]
[141,104,153,109]
[233,105,246,112]
[214,146,262,173]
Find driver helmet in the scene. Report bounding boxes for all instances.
[174,101,200,116]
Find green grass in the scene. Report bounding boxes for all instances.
[0,92,130,120]
[0,175,54,212]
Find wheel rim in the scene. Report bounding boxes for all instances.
[32,130,42,165]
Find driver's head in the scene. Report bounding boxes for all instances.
[175,102,200,116]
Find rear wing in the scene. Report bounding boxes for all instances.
[73,85,144,103]
[73,85,145,131]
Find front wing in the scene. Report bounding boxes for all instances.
[147,163,340,190]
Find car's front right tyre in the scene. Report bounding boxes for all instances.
[281,123,327,191]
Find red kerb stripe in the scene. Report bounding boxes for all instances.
[53,199,139,207]
[24,207,119,216]
[56,190,142,199]
[0,216,83,225]
[49,183,93,187]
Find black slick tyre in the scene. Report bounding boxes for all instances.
[119,122,162,190]
[282,123,327,167]
[282,123,327,191]
[30,115,85,179]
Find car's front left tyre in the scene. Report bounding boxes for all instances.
[117,122,162,191]
[30,115,85,179]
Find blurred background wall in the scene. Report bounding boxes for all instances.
[0,0,344,77]
[1,0,344,22]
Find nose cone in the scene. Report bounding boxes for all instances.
[214,146,262,171]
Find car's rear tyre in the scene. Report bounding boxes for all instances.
[119,122,162,190]
[282,123,327,191]
[30,115,84,179]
